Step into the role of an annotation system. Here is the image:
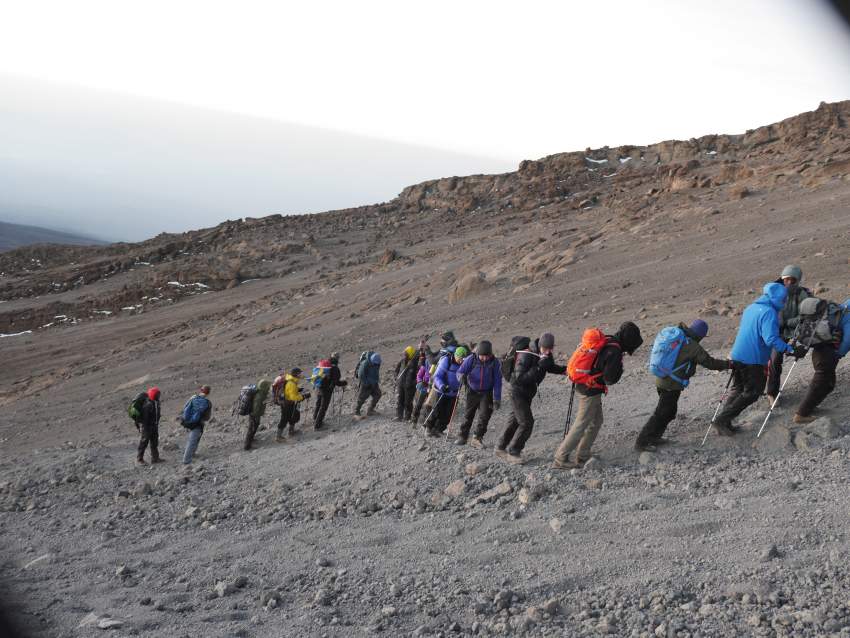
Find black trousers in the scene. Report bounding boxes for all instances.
[424,393,458,432]
[244,415,260,450]
[137,424,159,461]
[797,345,838,416]
[766,349,784,397]
[412,390,428,422]
[277,401,298,434]
[715,364,767,427]
[636,389,681,446]
[459,390,494,439]
[313,386,334,427]
[356,384,382,413]
[396,384,416,420]
[497,392,534,454]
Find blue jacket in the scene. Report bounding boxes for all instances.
[357,359,381,386]
[434,355,462,397]
[456,355,502,401]
[730,283,794,365]
[838,300,850,358]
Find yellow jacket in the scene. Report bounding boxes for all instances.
[283,374,304,402]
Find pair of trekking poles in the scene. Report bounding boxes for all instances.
[420,385,465,440]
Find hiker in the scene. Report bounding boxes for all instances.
[355,353,382,417]
[497,333,566,464]
[312,353,347,429]
[394,346,419,422]
[244,379,271,450]
[137,387,162,465]
[766,265,810,404]
[454,340,502,448]
[635,320,733,452]
[411,355,432,426]
[714,283,805,435]
[553,322,643,469]
[275,368,310,441]
[424,346,468,436]
[422,332,460,414]
[793,298,850,423]
[181,385,212,464]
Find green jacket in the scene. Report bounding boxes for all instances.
[656,323,730,392]
[777,280,810,341]
[251,379,272,418]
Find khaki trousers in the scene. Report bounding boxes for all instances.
[554,393,603,463]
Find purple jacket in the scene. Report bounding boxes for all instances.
[416,365,430,389]
[456,354,502,402]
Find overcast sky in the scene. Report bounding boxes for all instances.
[1,1,849,239]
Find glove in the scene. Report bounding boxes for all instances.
[303,391,312,399]
[791,345,808,360]
[339,380,348,387]
[494,400,501,410]
[727,360,742,370]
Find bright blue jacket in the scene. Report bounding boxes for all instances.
[434,355,462,397]
[456,355,502,402]
[730,283,794,365]
[837,300,850,358]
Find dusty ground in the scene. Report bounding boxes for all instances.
[1,102,850,637]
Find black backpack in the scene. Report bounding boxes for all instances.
[797,301,846,346]
[234,384,258,416]
[502,336,531,382]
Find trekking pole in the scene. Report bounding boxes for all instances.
[445,386,465,441]
[757,359,799,438]
[701,370,734,447]
[562,383,576,439]
[422,393,445,428]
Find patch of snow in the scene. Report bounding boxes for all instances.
[705,150,717,155]
[54,315,67,321]
[93,310,112,316]
[585,157,608,164]
[1,331,32,338]
[603,173,617,178]
[134,261,152,266]
[240,279,260,285]
[191,283,209,289]
[41,323,53,329]
[619,157,632,164]
[167,281,185,287]
[121,306,136,311]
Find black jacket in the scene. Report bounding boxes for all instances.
[394,356,419,389]
[511,338,566,400]
[140,398,161,429]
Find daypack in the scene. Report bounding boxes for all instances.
[567,328,619,392]
[311,359,332,388]
[648,326,691,386]
[235,384,257,416]
[128,392,147,422]
[502,336,531,382]
[354,351,373,380]
[797,301,847,346]
[182,395,211,427]
[272,375,286,404]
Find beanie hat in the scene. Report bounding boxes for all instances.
[615,322,643,355]
[688,319,709,339]
[539,332,555,349]
[476,340,493,356]
[404,346,416,359]
[147,386,160,401]
[330,352,340,364]
[454,346,469,359]
[780,265,802,282]
[370,353,382,365]
[290,367,302,377]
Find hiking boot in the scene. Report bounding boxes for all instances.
[366,409,380,417]
[551,458,580,470]
[275,434,286,443]
[425,428,440,438]
[136,458,147,466]
[454,436,468,446]
[393,416,404,422]
[494,448,508,460]
[504,451,524,465]
[151,456,164,464]
[653,437,672,446]
[469,437,484,450]
[635,442,657,453]
[793,413,816,424]
[714,422,736,437]
[766,394,778,405]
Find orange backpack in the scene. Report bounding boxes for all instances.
[567,328,619,392]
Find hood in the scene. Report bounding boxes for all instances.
[285,374,299,383]
[759,282,788,310]
[257,379,271,393]
[615,321,643,355]
[511,336,531,351]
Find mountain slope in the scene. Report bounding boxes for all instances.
[0,220,107,252]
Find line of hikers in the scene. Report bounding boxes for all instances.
[128,265,850,469]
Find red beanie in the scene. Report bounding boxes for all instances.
[147,387,160,400]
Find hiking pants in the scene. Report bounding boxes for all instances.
[412,390,428,423]
[396,384,416,420]
[715,364,766,427]
[555,393,603,463]
[244,415,260,450]
[277,401,298,435]
[498,392,535,455]
[356,384,381,414]
[182,425,204,464]
[313,387,334,428]
[766,349,785,397]
[797,345,838,416]
[425,393,457,432]
[137,423,160,461]
[459,389,494,440]
[636,389,681,447]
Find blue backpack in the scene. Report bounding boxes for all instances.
[648,326,690,386]
[182,395,211,426]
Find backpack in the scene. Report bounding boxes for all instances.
[311,360,332,388]
[128,392,147,422]
[272,375,286,404]
[648,326,691,386]
[354,351,373,380]
[567,328,619,392]
[502,336,531,382]
[235,384,257,416]
[182,395,211,427]
[797,301,847,346]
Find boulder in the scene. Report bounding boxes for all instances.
[447,272,489,304]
